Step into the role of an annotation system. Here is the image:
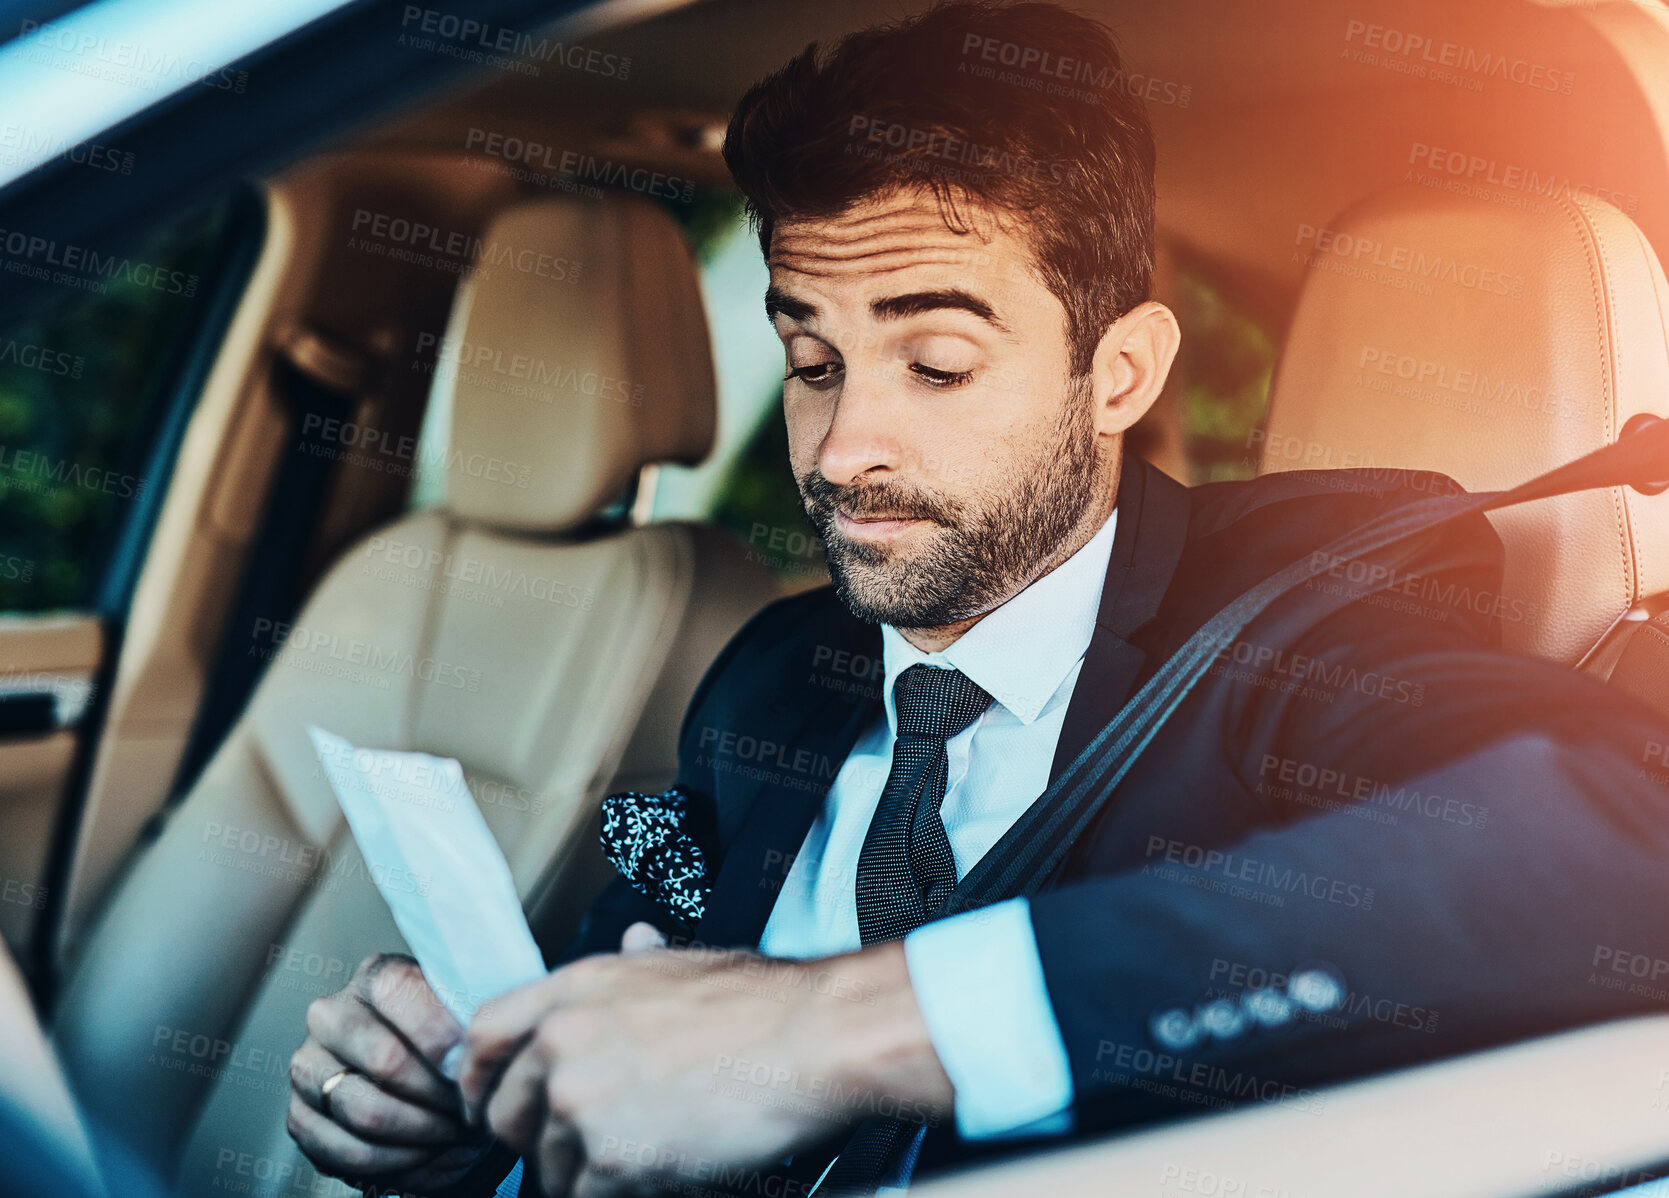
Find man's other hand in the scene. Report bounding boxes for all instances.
[288,953,491,1190]
[457,931,953,1197]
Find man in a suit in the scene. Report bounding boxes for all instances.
[287,3,1669,1196]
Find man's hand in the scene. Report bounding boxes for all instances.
[288,954,493,1191]
[457,926,954,1197]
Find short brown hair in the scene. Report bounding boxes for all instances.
[723,0,1157,376]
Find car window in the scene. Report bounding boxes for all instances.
[1167,264,1278,484]
[0,193,244,612]
[656,192,824,586]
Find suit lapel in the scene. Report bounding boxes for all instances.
[1047,452,1192,786]
[695,643,882,948]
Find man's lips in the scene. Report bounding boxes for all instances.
[833,510,931,540]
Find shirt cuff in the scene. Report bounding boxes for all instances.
[903,896,1076,1140]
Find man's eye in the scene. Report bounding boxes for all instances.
[785,362,842,388]
[911,364,975,388]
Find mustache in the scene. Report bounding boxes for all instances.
[799,472,962,527]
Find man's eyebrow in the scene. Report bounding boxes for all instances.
[870,289,1010,333]
[764,286,816,324]
[764,285,1012,335]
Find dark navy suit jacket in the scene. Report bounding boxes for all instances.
[555,452,1669,1175]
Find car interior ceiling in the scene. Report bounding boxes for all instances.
[3,0,1669,1193]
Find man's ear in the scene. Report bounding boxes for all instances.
[1087,301,1182,438]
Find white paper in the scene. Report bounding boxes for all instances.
[307,726,548,1030]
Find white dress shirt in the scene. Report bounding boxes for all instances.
[758,505,1119,1147]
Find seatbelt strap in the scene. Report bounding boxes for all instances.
[168,330,366,799]
[950,415,1669,909]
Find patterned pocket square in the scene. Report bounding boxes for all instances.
[599,787,712,925]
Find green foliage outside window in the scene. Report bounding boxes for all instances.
[664,189,827,585]
[0,203,233,612]
[1174,269,1276,483]
[707,396,827,587]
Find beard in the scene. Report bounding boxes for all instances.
[799,380,1103,629]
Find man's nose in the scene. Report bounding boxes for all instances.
[815,377,906,487]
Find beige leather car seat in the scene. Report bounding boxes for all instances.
[1604,607,1669,723]
[50,196,776,1196]
[1260,185,1669,690]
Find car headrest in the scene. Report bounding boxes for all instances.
[437,197,716,533]
[1260,184,1669,664]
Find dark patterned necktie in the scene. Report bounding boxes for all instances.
[820,664,993,1195]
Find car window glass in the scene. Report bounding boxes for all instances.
[0,196,236,611]
[1167,265,1277,484]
